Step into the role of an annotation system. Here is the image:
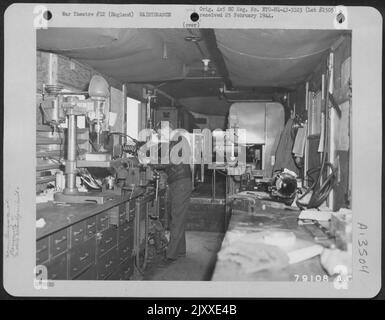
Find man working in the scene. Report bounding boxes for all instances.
[150,123,193,263]
[163,162,192,262]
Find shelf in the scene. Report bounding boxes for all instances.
[77,160,118,168]
[36,163,61,171]
[36,149,62,158]
[36,176,56,184]
[36,137,62,145]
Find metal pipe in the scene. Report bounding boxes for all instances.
[64,113,78,194]
[212,168,216,201]
[95,100,101,148]
[52,97,59,123]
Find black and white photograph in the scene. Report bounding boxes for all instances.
[34,26,354,282]
[2,4,382,298]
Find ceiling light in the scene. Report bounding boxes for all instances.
[162,42,168,59]
[184,35,202,42]
[202,59,210,71]
[88,75,109,100]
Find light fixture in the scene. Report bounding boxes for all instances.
[184,35,202,42]
[162,42,168,59]
[88,75,110,100]
[202,59,210,72]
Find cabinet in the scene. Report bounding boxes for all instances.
[36,198,136,280]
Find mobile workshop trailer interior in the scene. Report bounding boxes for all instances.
[35,28,352,281]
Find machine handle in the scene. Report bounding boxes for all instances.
[36,245,48,254]
[105,260,113,268]
[73,229,83,236]
[55,236,67,245]
[79,253,89,262]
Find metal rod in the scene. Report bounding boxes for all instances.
[212,168,216,201]
[64,113,78,194]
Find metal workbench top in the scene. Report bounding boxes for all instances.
[36,188,144,240]
[211,199,329,281]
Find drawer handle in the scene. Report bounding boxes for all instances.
[55,236,67,245]
[105,237,113,244]
[87,222,96,228]
[105,260,113,268]
[73,229,83,236]
[36,245,48,254]
[79,253,89,262]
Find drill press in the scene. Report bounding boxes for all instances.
[54,75,113,204]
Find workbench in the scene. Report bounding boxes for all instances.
[211,197,330,281]
[35,188,150,280]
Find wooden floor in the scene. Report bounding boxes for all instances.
[142,231,224,281]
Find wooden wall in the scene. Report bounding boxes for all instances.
[37,51,123,93]
[291,34,352,210]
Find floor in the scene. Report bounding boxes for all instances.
[192,173,226,199]
[142,231,224,281]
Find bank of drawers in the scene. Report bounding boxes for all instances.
[69,236,96,279]
[109,201,135,226]
[36,199,136,280]
[70,216,96,247]
[107,257,134,280]
[97,247,119,279]
[36,237,49,265]
[97,227,117,257]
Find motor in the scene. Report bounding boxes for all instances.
[270,169,298,203]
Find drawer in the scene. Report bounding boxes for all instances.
[36,237,49,265]
[118,239,133,264]
[69,237,96,279]
[70,221,86,247]
[107,269,122,280]
[120,257,134,280]
[108,206,119,226]
[47,253,68,280]
[50,229,68,258]
[97,248,118,280]
[118,221,133,243]
[74,265,97,280]
[85,217,97,239]
[97,211,110,231]
[97,227,117,257]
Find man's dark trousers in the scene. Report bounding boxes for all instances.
[166,177,192,259]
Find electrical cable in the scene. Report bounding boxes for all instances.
[108,131,139,144]
[296,61,338,209]
[78,168,102,190]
